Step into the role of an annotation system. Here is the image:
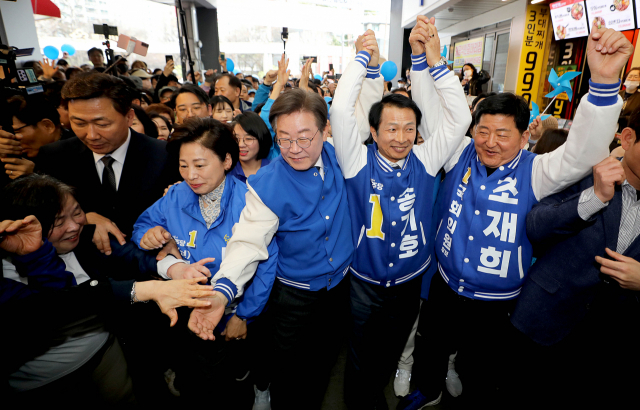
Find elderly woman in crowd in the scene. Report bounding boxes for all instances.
[227,112,272,183]
[0,174,214,405]
[131,117,277,406]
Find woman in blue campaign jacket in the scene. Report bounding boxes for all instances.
[131,118,277,404]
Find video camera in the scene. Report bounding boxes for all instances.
[0,45,44,96]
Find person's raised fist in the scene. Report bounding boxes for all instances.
[588,24,634,84]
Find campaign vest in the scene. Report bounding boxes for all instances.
[435,144,538,300]
[249,142,353,291]
[345,144,435,287]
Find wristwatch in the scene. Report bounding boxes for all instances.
[429,57,448,69]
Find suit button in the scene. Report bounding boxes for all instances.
[329,258,333,262]
[464,258,469,263]
[391,243,395,247]
[458,286,464,292]
[389,263,393,267]
[322,196,325,200]
[325,237,329,241]
[391,196,395,201]
[475,210,480,215]
[397,172,401,177]
[499,166,504,171]
[392,221,396,226]
[469,236,474,241]
[90,280,98,287]
[480,185,486,190]
[326,215,330,220]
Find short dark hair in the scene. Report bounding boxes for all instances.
[57,59,69,67]
[473,93,530,134]
[87,47,104,58]
[269,88,327,134]
[209,95,234,111]
[146,103,175,124]
[8,94,61,129]
[369,93,422,134]
[1,174,77,240]
[170,84,210,107]
[626,105,640,142]
[471,92,497,111]
[391,88,412,99]
[169,118,239,174]
[232,112,273,160]
[61,72,135,116]
[532,129,568,155]
[132,105,159,138]
[217,73,242,90]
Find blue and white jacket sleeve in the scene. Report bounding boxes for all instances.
[253,83,272,111]
[234,237,278,320]
[531,80,622,201]
[260,98,281,160]
[212,183,280,302]
[331,51,382,179]
[411,53,471,177]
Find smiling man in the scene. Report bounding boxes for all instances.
[399,24,633,408]
[34,73,178,255]
[171,84,212,124]
[330,25,470,408]
[187,83,354,408]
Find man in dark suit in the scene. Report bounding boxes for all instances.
[35,72,179,255]
[510,108,640,409]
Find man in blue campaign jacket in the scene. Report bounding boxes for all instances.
[131,175,278,329]
[190,77,354,408]
[330,26,470,408]
[398,23,632,409]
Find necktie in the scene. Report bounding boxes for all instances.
[101,156,117,193]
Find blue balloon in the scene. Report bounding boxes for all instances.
[314,74,322,81]
[233,68,241,75]
[381,60,398,82]
[60,44,76,56]
[226,58,235,72]
[43,46,59,60]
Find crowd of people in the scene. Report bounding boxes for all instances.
[1,15,639,410]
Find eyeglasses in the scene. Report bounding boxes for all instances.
[235,136,258,146]
[277,129,320,149]
[12,124,31,133]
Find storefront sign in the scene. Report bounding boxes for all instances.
[453,37,484,71]
[516,3,552,105]
[550,0,589,40]
[586,0,634,32]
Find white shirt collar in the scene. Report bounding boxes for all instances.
[93,129,131,165]
[377,150,405,168]
[314,154,324,170]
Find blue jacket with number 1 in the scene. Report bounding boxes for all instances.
[131,176,278,322]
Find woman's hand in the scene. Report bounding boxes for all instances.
[1,157,35,179]
[167,257,215,279]
[299,58,313,92]
[222,314,248,341]
[0,215,43,255]
[270,53,290,100]
[135,278,215,327]
[86,212,127,255]
[163,181,181,197]
[41,57,59,80]
[140,226,171,250]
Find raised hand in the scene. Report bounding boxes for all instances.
[41,57,59,80]
[86,212,126,256]
[362,29,380,67]
[264,69,278,86]
[167,257,215,280]
[587,24,634,84]
[163,59,175,77]
[188,292,229,340]
[592,156,626,203]
[0,215,43,255]
[270,53,290,100]
[299,58,313,92]
[422,18,441,67]
[528,115,544,141]
[140,226,171,250]
[409,15,435,56]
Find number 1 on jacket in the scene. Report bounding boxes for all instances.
[366,194,385,240]
[187,230,197,248]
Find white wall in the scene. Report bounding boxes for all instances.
[0,0,43,63]
[402,0,462,29]
[504,5,526,93]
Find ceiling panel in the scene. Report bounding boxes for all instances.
[433,0,515,30]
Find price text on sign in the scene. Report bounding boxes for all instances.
[516,3,552,106]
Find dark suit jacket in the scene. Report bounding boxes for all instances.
[35,129,180,237]
[511,175,640,346]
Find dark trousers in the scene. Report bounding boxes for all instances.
[344,275,421,409]
[415,273,516,407]
[509,284,640,410]
[261,278,348,410]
